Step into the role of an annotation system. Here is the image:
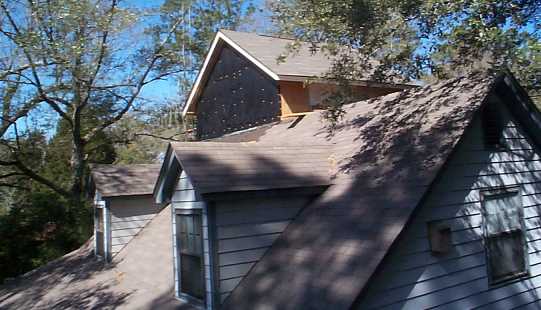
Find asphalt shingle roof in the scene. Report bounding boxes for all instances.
[170,142,332,194]
[220,30,338,78]
[221,72,500,309]
[91,164,161,198]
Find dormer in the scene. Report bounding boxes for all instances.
[183,30,414,140]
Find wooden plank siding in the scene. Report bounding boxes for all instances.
[108,196,158,256]
[355,101,541,309]
[279,81,312,115]
[214,196,312,304]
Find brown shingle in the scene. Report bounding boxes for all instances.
[220,30,337,79]
[91,164,161,198]
[221,72,500,309]
[170,142,332,194]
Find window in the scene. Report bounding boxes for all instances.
[481,104,504,149]
[95,207,105,257]
[177,211,204,300]
[482,187,528,284]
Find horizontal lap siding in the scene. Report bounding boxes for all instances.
[171,171,215,309]
[215,197,310,303]
[356,101,541,309]
[109,196,158,256]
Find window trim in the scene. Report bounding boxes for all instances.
[480,186,529,285]
[175,209,206,304]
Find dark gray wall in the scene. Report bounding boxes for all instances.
[355,99,541,309]
[213,196,312,304]
[196,45,280,140]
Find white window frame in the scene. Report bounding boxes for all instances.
[175,209,206,304]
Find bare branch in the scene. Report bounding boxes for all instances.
[83,17,184,141]
[133,132,189,142]
[0,158,71,198]
[0,172,26,179]
[0,2,74,127]
[0,182,30,190]
[81,0,118,109]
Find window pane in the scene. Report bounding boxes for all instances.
[194,215,202,234]
[194,234,202,254]
[186,215,194,234]
[176,212,205,300]
[485,194,522,234]
[487,231,526,282]
[180,254,204,299]
[179,232,188,252]
[179,216,188,233]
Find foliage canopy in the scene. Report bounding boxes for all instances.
[272,0,541,123]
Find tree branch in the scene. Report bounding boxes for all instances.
[133,131,193,142]
[0,2,73,127]
[81,0,118,109]
[83,17,183,142]
[0,182,30,190]
[0,172,26,179]
[0,159,71,198]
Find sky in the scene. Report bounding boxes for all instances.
[134,0,271,107]
[1,0,270,139]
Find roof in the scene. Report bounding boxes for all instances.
[165,142,332,195]
[219,30,337,78]
[91,164,161,198]
[0,205,192,309]
[220,72,524,309]
[182,30,412,116]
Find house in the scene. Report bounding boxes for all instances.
[183,30,413,140]
[153,142,331,308]
[90,164,161,260]
[154,71,541,310]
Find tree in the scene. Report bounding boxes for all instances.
[111,104,195,164]
[271,0,541,117]
[155,0,255,97]
[0,0,253,205]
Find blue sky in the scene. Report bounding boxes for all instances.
[3,0,269,139]
[135,0,270,106]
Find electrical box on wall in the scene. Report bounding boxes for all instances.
[427,220,452,255]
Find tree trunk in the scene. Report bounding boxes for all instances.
[70,101,85,206]
[70,142,85,205]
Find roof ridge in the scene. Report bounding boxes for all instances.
[219,29,298,42]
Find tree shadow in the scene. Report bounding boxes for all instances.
[146,286,198,310]
[0,239,130,309]
[355,103,541,308]
[218,73,541,309]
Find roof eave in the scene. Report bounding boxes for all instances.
[278,74,417,89]
[153,144,178,204]
[100,192,154,199]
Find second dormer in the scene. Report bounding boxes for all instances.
[183,30,414,140]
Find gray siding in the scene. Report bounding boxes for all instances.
[109,196,158,256]
[171,171,215,310]
[214,196,311,304]
[356,101,541,309]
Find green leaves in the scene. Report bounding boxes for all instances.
[272,0,541,110]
